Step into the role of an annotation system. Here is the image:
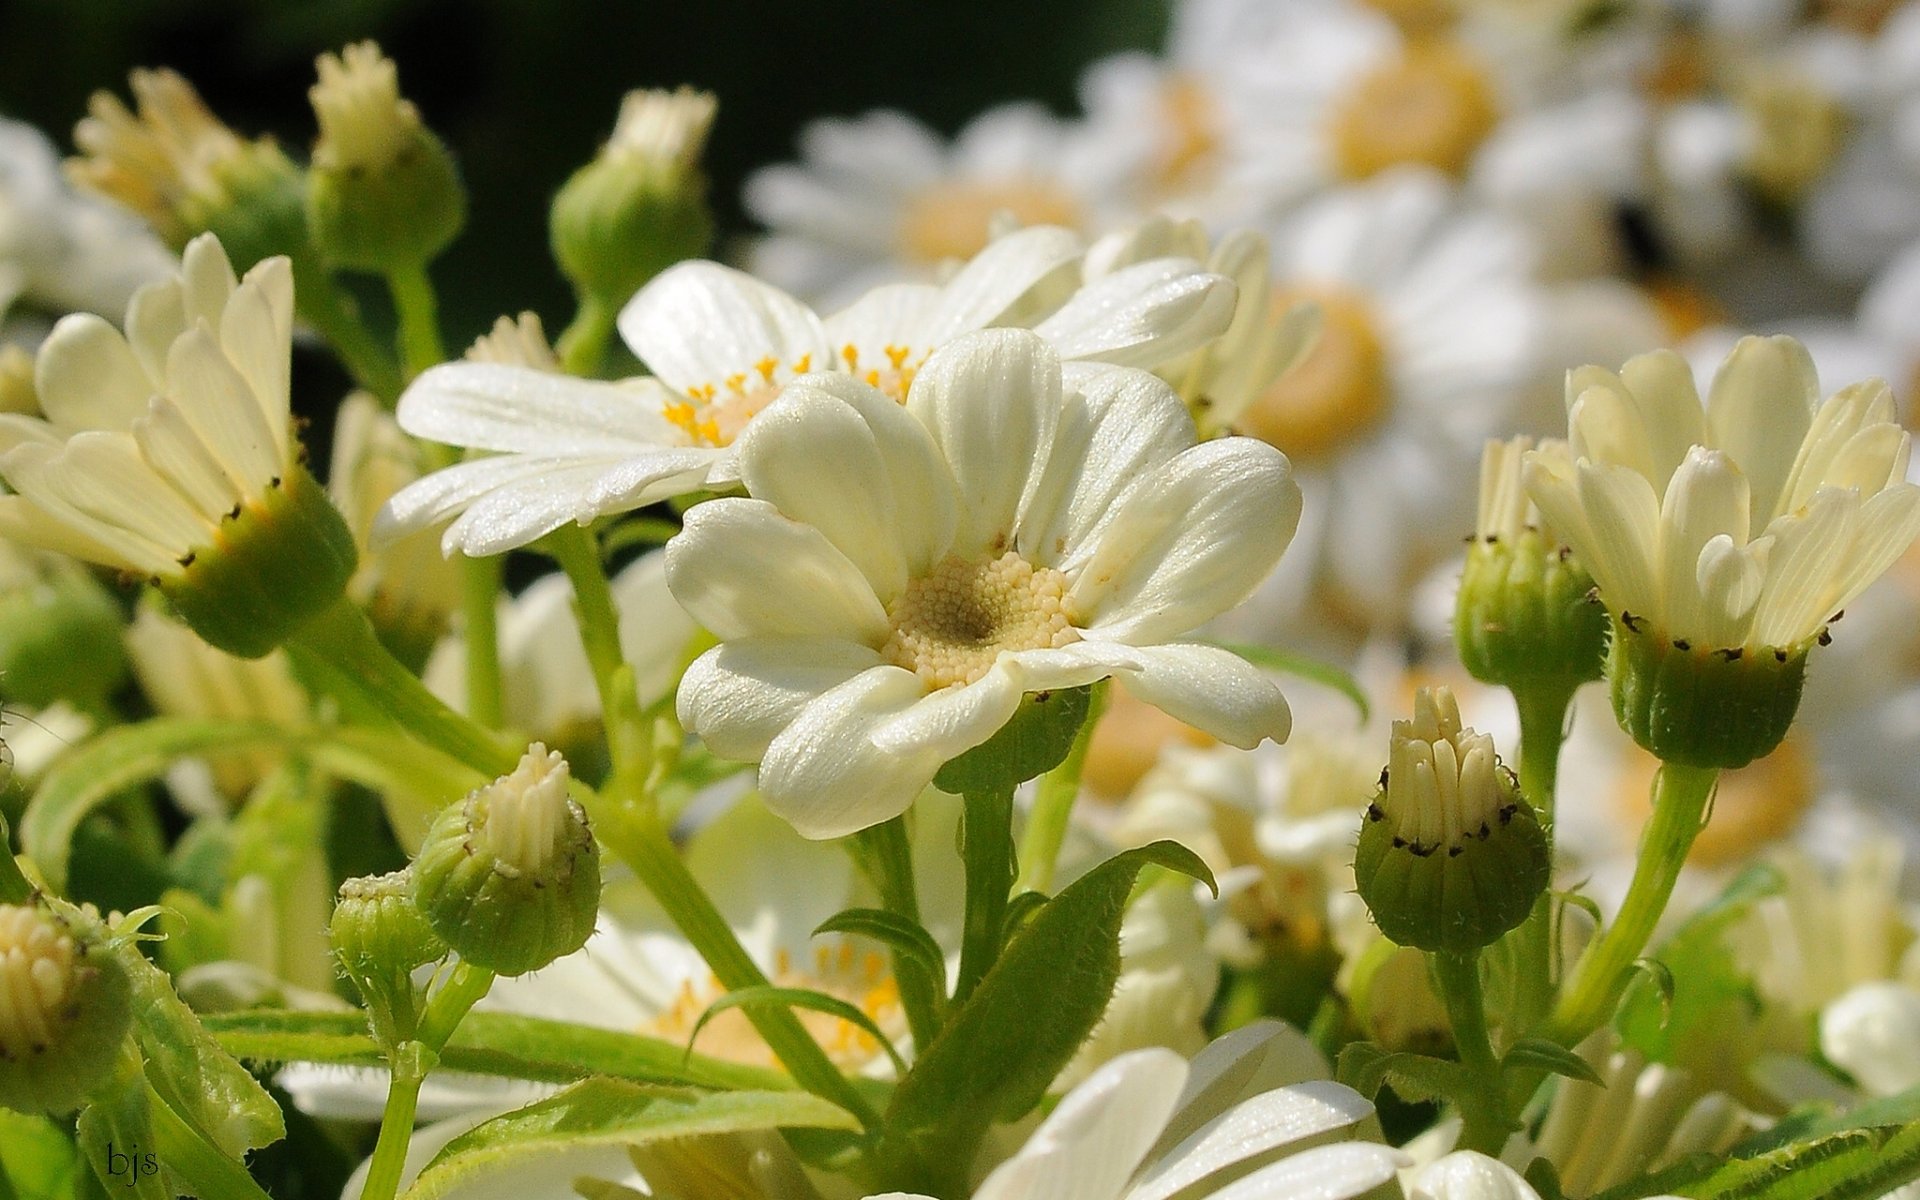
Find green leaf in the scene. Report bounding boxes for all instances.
[1002,889,1048,934]
[72,1055,168,1200]
[203,1009,791,1093]
[21,719,481,889]
[880,841,1214,1178]
[814,908,947,1013]
[1502,1038,1604,1087]
[933,686,1093,793]
[1595,1116,1920,1200]
[686,986,908,1077]
[0,1111,82,1200]
[402,1079,861,1200]
[1208,641,1368,721]
[1335,1041,1473,1105]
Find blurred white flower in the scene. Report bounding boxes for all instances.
[667,329,1298,838]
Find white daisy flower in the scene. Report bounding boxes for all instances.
[870,1030,1403,1200]
[666,328,1298,839]
[378,226,1236,557]
[1524,334,1920,656]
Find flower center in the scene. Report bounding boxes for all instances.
[662,353,816,447]
[898,179,1084,264]
[1328,41,1500,180]
[883,551,1081,690]
[1155,76,1223,194]
[0,906,77,1057]
[1239,286,1392,461]
[837,342,922,402]
[1612,736,1815,867]
[636,940,904,1070]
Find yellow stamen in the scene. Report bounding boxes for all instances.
[1240,286,1392,461]
[1329,41,1501,180]
[899,178,1084,264]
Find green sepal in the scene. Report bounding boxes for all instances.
[933,685,1092,794]
[1335,1040,1474,1106]
[877,840,1212,1191]
[1455,530,1606,692]
[183,144,310,272]
[1608,615,1809,769]
[162,465,358,660]
[307,128,466,272]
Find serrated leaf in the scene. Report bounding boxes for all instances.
[686,986,907,1076]
[1334,1042,1471,1106]
[1503,1038,1604,1087]
[881,841,1213,1176]
[402,1079,861,1200]
[814,908,947,1013]
[1207,641,1369,721]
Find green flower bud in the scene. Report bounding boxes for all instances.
[331,870,446,1045]
[0,899,132,1114]
[412,745,599,976]
[162,463,359,660]
[551,88,716,312]
[1455,438,1606,692]
[1354,688,1548,954]
[306,43,465,273]
[1608,612,1809,770]
[0,552,128,710]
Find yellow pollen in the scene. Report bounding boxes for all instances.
[898,179,1085,264]
[755,356,778,383]
[842,344,859,370]
[1240,285,1392,461]
[1328,41,1501,180]
[1612,737,1816,866]
[885,345,911,370]
[0,907,79,1057]
[883,551,1081,690]
[665,353,814,448]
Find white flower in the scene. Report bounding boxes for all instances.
[666,328,1298,838]
[0,233,294,578]
[1821,981,1920,1097]
[378,226,1236,556]
[1524,334,1920,652]
[870,1030,1402,1200]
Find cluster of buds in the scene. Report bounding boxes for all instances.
[0,898,132,1114]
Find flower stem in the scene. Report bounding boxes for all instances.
[287,594,515,777]
[557,296,617,378]
[1014,680,1107,896]
[545,526,651,793]
[386,264,449,380]
[1432,948,1511,1156]
[358,962,495,1200]
[1508,681,1576,1033]
[0,815,30,904]
[147,1088,274,1200]
[852,817,944,1049]
[297,272,404,406]
[954,785,1016,1007]
[458,553,505,729]
[1548,761,1718,1044]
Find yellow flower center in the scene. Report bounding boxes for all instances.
[899,179,1084,264]
[0,906,78,1058]
[1082,681,1215,799]
[1362,0,1459,36]
[1328,41,1501,180]
[636,940,904,1070]
[1239,286,1392,461]
[836,342,922,403]
[1613,736,1816,867]
[883,551,1080,690]
[662,353,817,448]
[1154,76,1224,194]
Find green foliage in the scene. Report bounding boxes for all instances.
[815,907,947,1020]
[933,685,1092,793]
[685,985,908,1076]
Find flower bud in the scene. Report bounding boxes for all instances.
[0,899,132,1114]
[1455,438,1606,692]
[412,745,599,976]
[1607,613,1808,770]
[551,88,716,311]
[1354,689,1547,954]
[331,870,446,1045]
[306,43,465,273]
[163,463,359,660]
[0,550,129,710]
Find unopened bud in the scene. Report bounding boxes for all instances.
[1354,689,1548,953]
[0,899,132,1114]
[306,43,465,272]
[331,870,446,1045]
[1608,613,1807,770]
[0,552,129,710]
[412,745,599,975]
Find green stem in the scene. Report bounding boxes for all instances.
[1508,681,1576,1034]
[1549,762,1718,1044]
[297,273,404,405]
[556,295,617,378]
[146,1089,275,1200]
[1014,680,1107,895]
[852,817,944,1050]
[358,963,494,1200]
[386,263,449,380]
[458,554,505,729]
[1432,948,1510,1156]
[954,786,1015,1007]
[0,814,32,904]
[547,526,650,791]
[287,594,515,777]
[588,801,878,1129]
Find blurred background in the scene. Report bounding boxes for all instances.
[0,0,1171,341]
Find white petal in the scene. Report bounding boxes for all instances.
[376,454,594,545]
[1571,461,1662,621]
[1617,350,1708,489]
[1200,1142,1406,1200]
[449,457,706,557]
[677,638,884,761]
[221,257,294,451]
[8,434,209,556]
[975,1048,1187,1200]
[34,313,152,432]
[757,666,942,839]
[920,224,1084,340]
[666,497,890,644]
[164,328,281,492]
[1657,448,1750,640]
[178,233,238,328]
[1405,1150,1542,1200]
[1074,439,1300,644]
[907,328,1062,557]
[1112,643,1290,749]
[132,396,245,518]
[1748,488,1855,646]
[0,492,160,574]
[865,660,1027,762]
[1705,335,1818,521]
[1820,983,1920,1098]
[397,364,689,455]
[618,261,830,394]
[1152,1021,1332,1159]
[1035,258,1236,369]
[1129,1080,1375,1200]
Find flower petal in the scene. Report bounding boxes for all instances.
[1034,257,1237,369]
[34,312,152,433]
[666,497,890,644]
[974,1048,1187,1200]
[1405,1150,1542,1200]
[1204,1142,1406,1200]
[757,666,942,839]
[397,364,688,455]
[1129,1080,1375,1200]
[678,637,885,761]
[1705,335,1818,521]
[1111,642,1291,749]
[618,261,830,395]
